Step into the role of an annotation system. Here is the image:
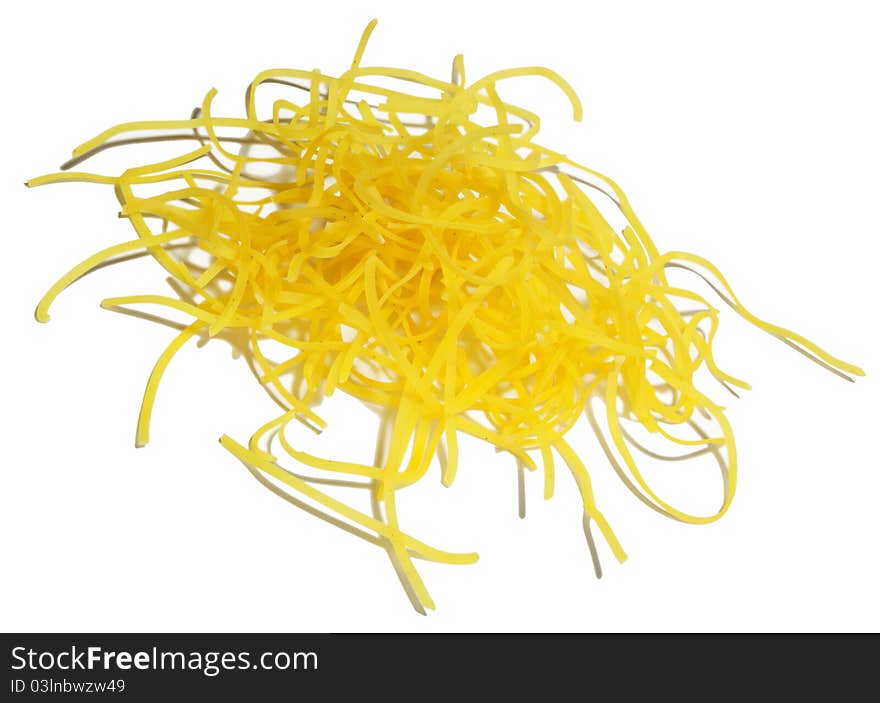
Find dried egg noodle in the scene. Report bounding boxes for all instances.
[29,20,863,611]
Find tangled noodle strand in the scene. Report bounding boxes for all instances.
[29,20,863,611]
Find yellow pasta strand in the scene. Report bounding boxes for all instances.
[29,19,863,612]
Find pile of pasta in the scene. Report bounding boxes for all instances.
[30,20,862,611]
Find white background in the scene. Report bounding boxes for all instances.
[1,0,877,633]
